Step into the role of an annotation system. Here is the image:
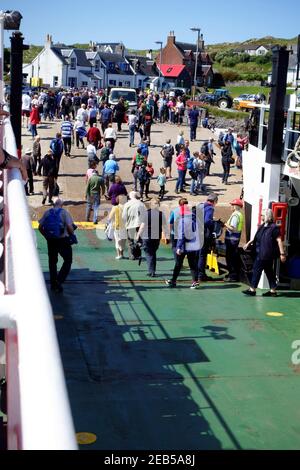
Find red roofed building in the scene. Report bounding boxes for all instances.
[156,31,214,88]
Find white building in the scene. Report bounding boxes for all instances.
[235,45,271,56]
[23,35,106,88]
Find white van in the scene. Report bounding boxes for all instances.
[108,88,137,112]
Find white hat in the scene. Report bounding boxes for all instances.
[25,148,32,155]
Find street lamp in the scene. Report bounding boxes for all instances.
[155,41,163,91]
[190,27,201,89]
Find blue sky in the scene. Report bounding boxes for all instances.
[2,0,300,48]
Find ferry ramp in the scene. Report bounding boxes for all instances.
[37,228,300,450]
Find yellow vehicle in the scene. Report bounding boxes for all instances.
[234,99,257,112]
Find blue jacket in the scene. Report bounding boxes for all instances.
[188,109,199,126]
[103,159,119,175]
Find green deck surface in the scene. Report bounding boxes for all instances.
[37,230,300,450]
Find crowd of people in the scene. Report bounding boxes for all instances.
[14,86,282,296]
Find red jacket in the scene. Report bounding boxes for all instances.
[30,107,40,125]
[176,152,187,171]
[87,127,102,145]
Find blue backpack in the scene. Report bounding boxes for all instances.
[42,208,64,239]
[187,157,194,170]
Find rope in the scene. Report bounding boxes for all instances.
[286,136,300,168]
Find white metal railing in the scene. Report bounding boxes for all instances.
[0,121,77,449]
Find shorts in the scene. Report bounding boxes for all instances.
[163,157,173,169]
[22,110,30,117]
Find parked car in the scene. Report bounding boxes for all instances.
[233,94,251,104]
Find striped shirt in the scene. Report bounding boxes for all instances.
[61,121,73,138]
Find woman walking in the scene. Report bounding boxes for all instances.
[242,209,286,296]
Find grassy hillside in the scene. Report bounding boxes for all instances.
[206,35,297,55]
[23,45,43,64]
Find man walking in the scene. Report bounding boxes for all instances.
[61,116,74,157]
[39,198,75,293]
[85,169,105,224]
[38,149,58,205]
[188,105,199,141]
[22,148,35,195]
[122,191,146,260]
[50,132,64,174]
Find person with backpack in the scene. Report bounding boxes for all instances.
[160,139,174,179]
[132,147,147,191]
[100,141,113,171]
[50,133,64,174]
[39,198,75,293]
[197,193,219,281]
[165,202,203,289]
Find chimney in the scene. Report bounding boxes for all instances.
[198,33,204,51]
[147,49,153,60]
[167,31,176,45]
[45,34,53,48]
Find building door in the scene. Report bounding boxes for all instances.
[68,77,77,88]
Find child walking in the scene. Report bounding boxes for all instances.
[157,167,167,200]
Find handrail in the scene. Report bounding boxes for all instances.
[2,122,77,448]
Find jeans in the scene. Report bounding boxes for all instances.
[30,123,38,138]
[143,239,160,275]
[190,124,197,141]
[63,137,72,156]
[86,192,100,223]
[171,250,199,283]
[251,257,277,289]
[222,161,231,183]
[47,237,72,287]
[175,169,185,192]
[129,125,135,145]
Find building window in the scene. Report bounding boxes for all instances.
[124,81,130,87]
[138,80,142,87]
[95,60,100,71]
[109,80,116,86]
[68,77,77,87]
[53,76,59,87]
[81,81,88,87]
[70,58,77,70]
[118,81,122,86]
